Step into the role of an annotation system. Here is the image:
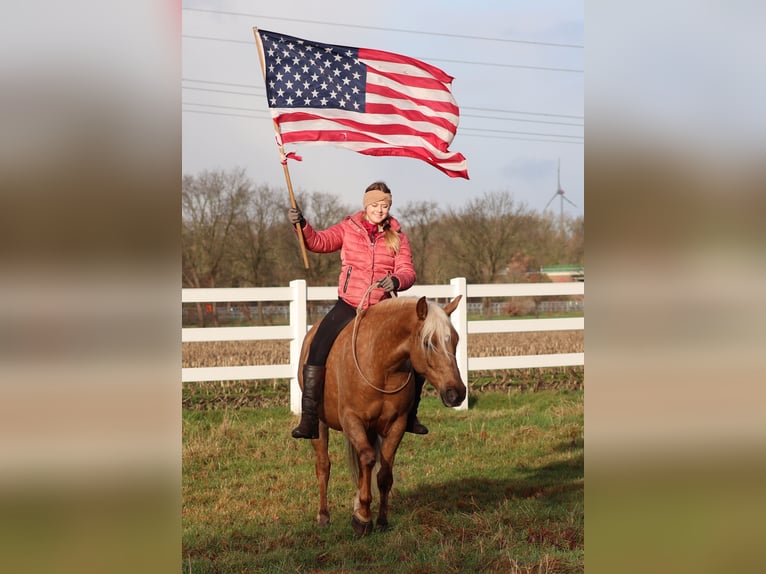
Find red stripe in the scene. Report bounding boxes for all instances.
[365,103,457,137]
[358,47,454,84]
[366,84,459,116]
[360,147,468,179]
[276,111,451,150]
[368,66,452,93]
[281,130,468,179]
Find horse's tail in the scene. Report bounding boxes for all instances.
[346,435,381,498]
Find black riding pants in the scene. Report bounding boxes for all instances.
[307,298,357,366]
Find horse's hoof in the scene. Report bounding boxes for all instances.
[351,514,374,536]
[317,513,330,527]
[376,517,390,532]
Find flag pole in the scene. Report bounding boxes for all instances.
[253,27,310,269]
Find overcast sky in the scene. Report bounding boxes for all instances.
[182,0,584,216]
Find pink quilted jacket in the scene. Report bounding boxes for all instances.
[300,211,416,309]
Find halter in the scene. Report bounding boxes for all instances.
[350,283,413,394]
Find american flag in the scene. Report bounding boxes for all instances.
[255,28,468,179]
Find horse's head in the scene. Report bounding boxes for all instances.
[409,296,467,408]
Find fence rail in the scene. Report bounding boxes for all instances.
[182,278,584,411]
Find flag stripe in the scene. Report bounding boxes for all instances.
[366,84,459,116]
[363,103,457,138]
[280,131,469,179]
[273,110,456,153]
[358,47,455,83]
[256,29,468,179]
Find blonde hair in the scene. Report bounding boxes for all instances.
[365,182,400,254]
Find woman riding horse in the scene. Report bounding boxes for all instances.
[300,294,466,534]
[288,181,428,439]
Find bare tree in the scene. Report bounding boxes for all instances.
[231,184,283,287]
[179,173,585,305]
[181,168,250,324]
[297,191,352,286]
[441,191,529,283]
[397,201,442,284]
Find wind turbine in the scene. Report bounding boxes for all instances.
[544,159,577,233]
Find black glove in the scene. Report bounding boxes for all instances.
[377,276,399,293]
[288,207,306,228]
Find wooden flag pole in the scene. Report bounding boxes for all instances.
[253,27,310,269]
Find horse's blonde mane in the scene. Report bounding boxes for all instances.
[369,297,453,356]
[419,301,453,356]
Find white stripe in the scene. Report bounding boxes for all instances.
[367,71,456,104]
[273,109,456,145]
[278,119,462,161]
[274,105,457,128]
[359,55,448,81]
[320,140,467,171]
[365,93,459,125]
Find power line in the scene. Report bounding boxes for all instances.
[183,7,584,49]
[182,34,583,73]
[461,106,582,120]
[182,103,582,141]
[182,79,583,121]
[182,107,582,145]
[183,86,261,97]
[458,126,581,140]
[182,93,582,128]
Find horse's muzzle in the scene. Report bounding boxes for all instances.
[440,383,467,407]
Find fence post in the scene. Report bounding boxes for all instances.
[450,277,469,410]
[289,279,307,414]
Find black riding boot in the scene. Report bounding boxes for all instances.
[291,364,326,439]
[406,372,429,435]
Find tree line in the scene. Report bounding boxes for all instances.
[182,168,584,289]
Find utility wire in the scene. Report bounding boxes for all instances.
[182,34,582,74]
[182,96,583,128]
[182,79,583,121]
[183,7,584,49]
[182,107,582,145]
[182,103,582,141]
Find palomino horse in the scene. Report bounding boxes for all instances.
[297,295,466,535]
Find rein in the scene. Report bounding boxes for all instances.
[350,284,413,394]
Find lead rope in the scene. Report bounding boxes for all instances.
[350,283,412,394]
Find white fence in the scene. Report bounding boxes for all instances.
[182,278,584,411]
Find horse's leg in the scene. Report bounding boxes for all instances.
[376,425,406,531]
[313,421,331,527]
[344,419,376,535]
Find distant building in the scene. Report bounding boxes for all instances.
[540,264,584,282]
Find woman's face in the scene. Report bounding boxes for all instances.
[364,201,391,225]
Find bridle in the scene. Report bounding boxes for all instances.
[350,283,413,394]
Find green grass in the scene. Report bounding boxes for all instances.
[183,390,583,573]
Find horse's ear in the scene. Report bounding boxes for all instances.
[416,296,428,320]
[443,295,463,317]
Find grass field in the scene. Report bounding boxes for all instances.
[182,389,584,573]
